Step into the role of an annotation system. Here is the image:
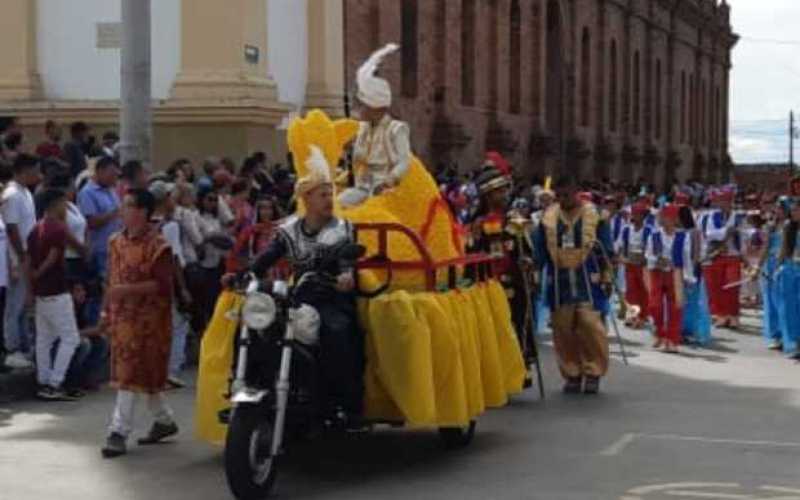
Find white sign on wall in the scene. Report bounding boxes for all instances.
[96,22,122,49]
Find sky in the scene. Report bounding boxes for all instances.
[728,0,800,164]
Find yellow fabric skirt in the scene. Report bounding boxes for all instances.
[194,282,526,443]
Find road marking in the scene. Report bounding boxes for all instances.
[644,434,800,450]
[622,483,800,500]
[602,433,800,457]
[601,432,639,456]
[628,483,741,495]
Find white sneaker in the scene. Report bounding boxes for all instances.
[5,352,33,369]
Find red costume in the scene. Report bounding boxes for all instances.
[619,203,651,326]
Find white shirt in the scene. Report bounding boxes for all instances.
[1,181,37,266]
[174,206,203,265]
[158,218,185,269]
[197,211,225,269]
[65,202,87,259]
[353,115,411,189]
[0,218,9,288]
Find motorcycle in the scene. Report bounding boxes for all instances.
[221,242,476,500]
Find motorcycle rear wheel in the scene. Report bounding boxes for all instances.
[225,406,279,500]
[438,420,476,449]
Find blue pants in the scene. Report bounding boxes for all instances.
[761,273,783,344]
[4,278,30,354]
[682,279,712,346]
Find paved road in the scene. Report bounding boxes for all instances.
[2,309,799,500]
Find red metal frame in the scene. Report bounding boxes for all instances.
[353,222,498,291]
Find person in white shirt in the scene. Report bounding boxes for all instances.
[149,181,192,389]
[0,213,9,371]
[195,186,233,328]
[1,154,41,368]
[339,44,411,207]
[618,203,653,329]
[645,204,695,354]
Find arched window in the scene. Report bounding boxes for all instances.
[714,85,721,149]
[609,39,618,132]
[680,71,687,143]
[655,58,662,139]
[580,27,591,127]
[509,0,521,113]
[401,0,418,98]
[700,79,706,146]
[632,50,640,135]
[689,73,695,144]
[461,0,476,106]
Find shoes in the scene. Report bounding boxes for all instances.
[36,385,79,402]
[64,387,87,399]
[166,376,186,389]
[584,376,600,395]
[563,377,582,394]
[5,352,32,369]
[653,338,664,349]
[137,421,179,445]
[0,359,10,374]
[786,351,800,361]
[768,340,783,351]
[102,433,128,458]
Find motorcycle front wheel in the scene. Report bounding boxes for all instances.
[225,406,279,500]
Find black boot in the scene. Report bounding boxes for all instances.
[563,377,582,394]
[584,376,601,395]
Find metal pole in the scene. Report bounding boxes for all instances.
[119,0,152,165]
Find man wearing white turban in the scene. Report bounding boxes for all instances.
[339,43,412,208]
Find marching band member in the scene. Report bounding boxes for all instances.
[618,203,652,329]
[702,189,746,329]
[645,204,695,353]
[532,176,614,394]
[339,43,411,208]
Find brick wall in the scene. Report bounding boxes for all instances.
[343,0,736,188]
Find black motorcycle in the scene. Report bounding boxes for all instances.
[221,243,476,500]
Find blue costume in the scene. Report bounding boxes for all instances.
[778,227,800,356]
[761,223,784,346]
[681,230,712,346]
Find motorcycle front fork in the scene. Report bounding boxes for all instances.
[270,324,295,457]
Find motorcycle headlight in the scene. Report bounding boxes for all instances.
[242,292,276,331]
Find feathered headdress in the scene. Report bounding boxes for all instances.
[295,146,333,197]
[357,43,400,109]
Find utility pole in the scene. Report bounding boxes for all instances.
[119,0,152,165]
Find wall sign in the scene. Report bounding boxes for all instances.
[96,22,122,49]
[245,45,260,64]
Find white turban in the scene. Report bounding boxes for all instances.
[356,43,400,109]
[295,146,333,197]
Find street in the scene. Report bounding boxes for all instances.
[2,310,799,500]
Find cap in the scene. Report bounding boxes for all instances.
[661,203,680,221]
[148,180,175,203]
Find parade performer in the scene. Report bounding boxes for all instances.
[532,177,614,394]
[101,189,178,459]
[339,44,411,208]
[645,204,694,353]
[678,204,712,346]
[761,198,788,350]
[702,189,746,329]
[778,199,800,359]
[618,202,652,329]
[469,166,536,386]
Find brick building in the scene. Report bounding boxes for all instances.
[344,0,738,188]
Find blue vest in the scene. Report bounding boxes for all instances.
[652,230,687,268]
[709,210,743,251]
[611,214,624,243]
